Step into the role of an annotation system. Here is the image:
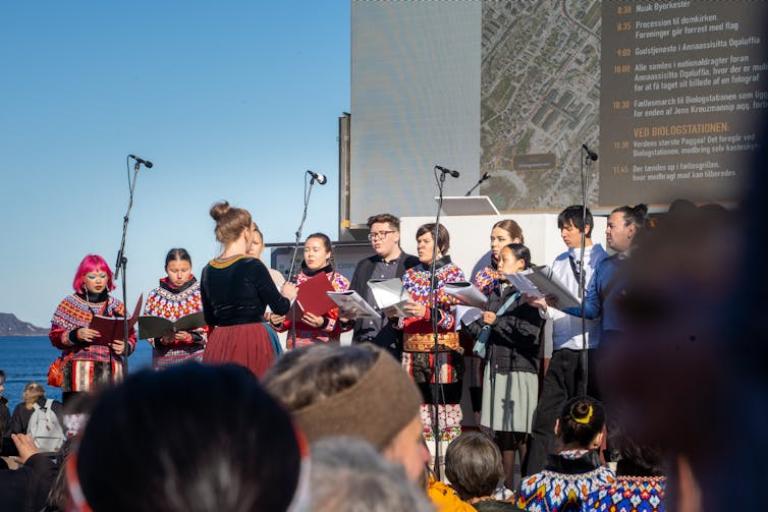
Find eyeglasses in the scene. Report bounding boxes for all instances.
[368,230,396,241]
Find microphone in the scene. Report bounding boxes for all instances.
[129,154,154,168]
[306,170,327,185]
[435,165,460,178]
[581,144,598,161]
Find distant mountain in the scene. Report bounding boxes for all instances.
[0,313,48,336]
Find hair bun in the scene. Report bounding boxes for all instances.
[633,204,649,218]
[570,400,592,421]
[210,201,231,222]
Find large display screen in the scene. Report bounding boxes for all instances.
[350,0,767,223]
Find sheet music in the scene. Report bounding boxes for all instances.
[455,305,483,330]
[444,282,488,308]
[326,290,380,319]
[367,278,411,318]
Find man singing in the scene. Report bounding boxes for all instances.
[525,205,608,474]
[349,214,419,357]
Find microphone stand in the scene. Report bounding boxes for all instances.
[286,172,318,349]
[113,157,141,383]
[430,166,447,478]
[578,149,593,396]
[464,172,489,196]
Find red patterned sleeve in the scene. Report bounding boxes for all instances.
[49,325,76,350]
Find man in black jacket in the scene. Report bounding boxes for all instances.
[349,214,419,357]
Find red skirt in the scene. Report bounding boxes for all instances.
[203,323,278,378]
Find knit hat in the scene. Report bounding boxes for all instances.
[293,349,422,450]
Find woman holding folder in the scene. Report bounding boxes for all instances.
[143,248,208,369]
[463,243,543,491]
[201,202,297,377]
[469,219,525,422]
[398,223,466,447]
[270,233,350,348]
[49,254,137,402]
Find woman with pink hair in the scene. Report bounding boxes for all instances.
[49,254,137,402]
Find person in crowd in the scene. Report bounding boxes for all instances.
[597,202,746,511]
[143,248,208,369]
[586,432,666,511]
[40,393,97,512]
[473,219,525,297]
[0,370,9,442]
[468,220,525,426]
[263,343,429,483]
[463,244,543,491]
[517,397,614,511]
[310,436,434,512]
[271,233,350,348]
[525,206,608,474]
[4,382,64,438]
[69,363,306,512]
[201,201,297,377]
[49,254,137,403]
[560,204,649,345]
[0,433,61,512]
[348,213,419,357]
[398,223,466,450]
[445,432,524,511]
[427,470,477,512]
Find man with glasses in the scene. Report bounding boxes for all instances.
[349,214,419,356]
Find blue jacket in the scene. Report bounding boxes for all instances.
[564,254,626,334]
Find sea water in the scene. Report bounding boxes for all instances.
[0,336,153,412]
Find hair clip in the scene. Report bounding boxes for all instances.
[573,405,594,425]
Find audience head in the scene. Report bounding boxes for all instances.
[367,213,402,259]
[611,430,665,478]
[445,432,504,502]
[415,223,450,265]
[22,381,45,408]
[303,232,335,272]
[72,254,115,294]
[0,369,6,395]
[164,248,193,288]
[555,396,605,450]
[74,363,303,512]
[607,204,648,253]
[558,205,594,249]
[490,219,524,263]
[209,201,253,248]
[498,243,531,275]
[310,437,434,512]
[263,344,427,482]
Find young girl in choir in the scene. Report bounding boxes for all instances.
[271,233,350,348]
[464,243,543,491]
[468,219,525,423]
[49,254,137,402]
[144,248,208,369]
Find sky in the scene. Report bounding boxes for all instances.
[0,1,350,326]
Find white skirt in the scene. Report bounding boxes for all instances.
[480,367,538,433]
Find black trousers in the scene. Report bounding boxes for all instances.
[524,348,601,475]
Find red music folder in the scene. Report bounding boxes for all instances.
[89,295,143,345]
[294,274,336,317]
